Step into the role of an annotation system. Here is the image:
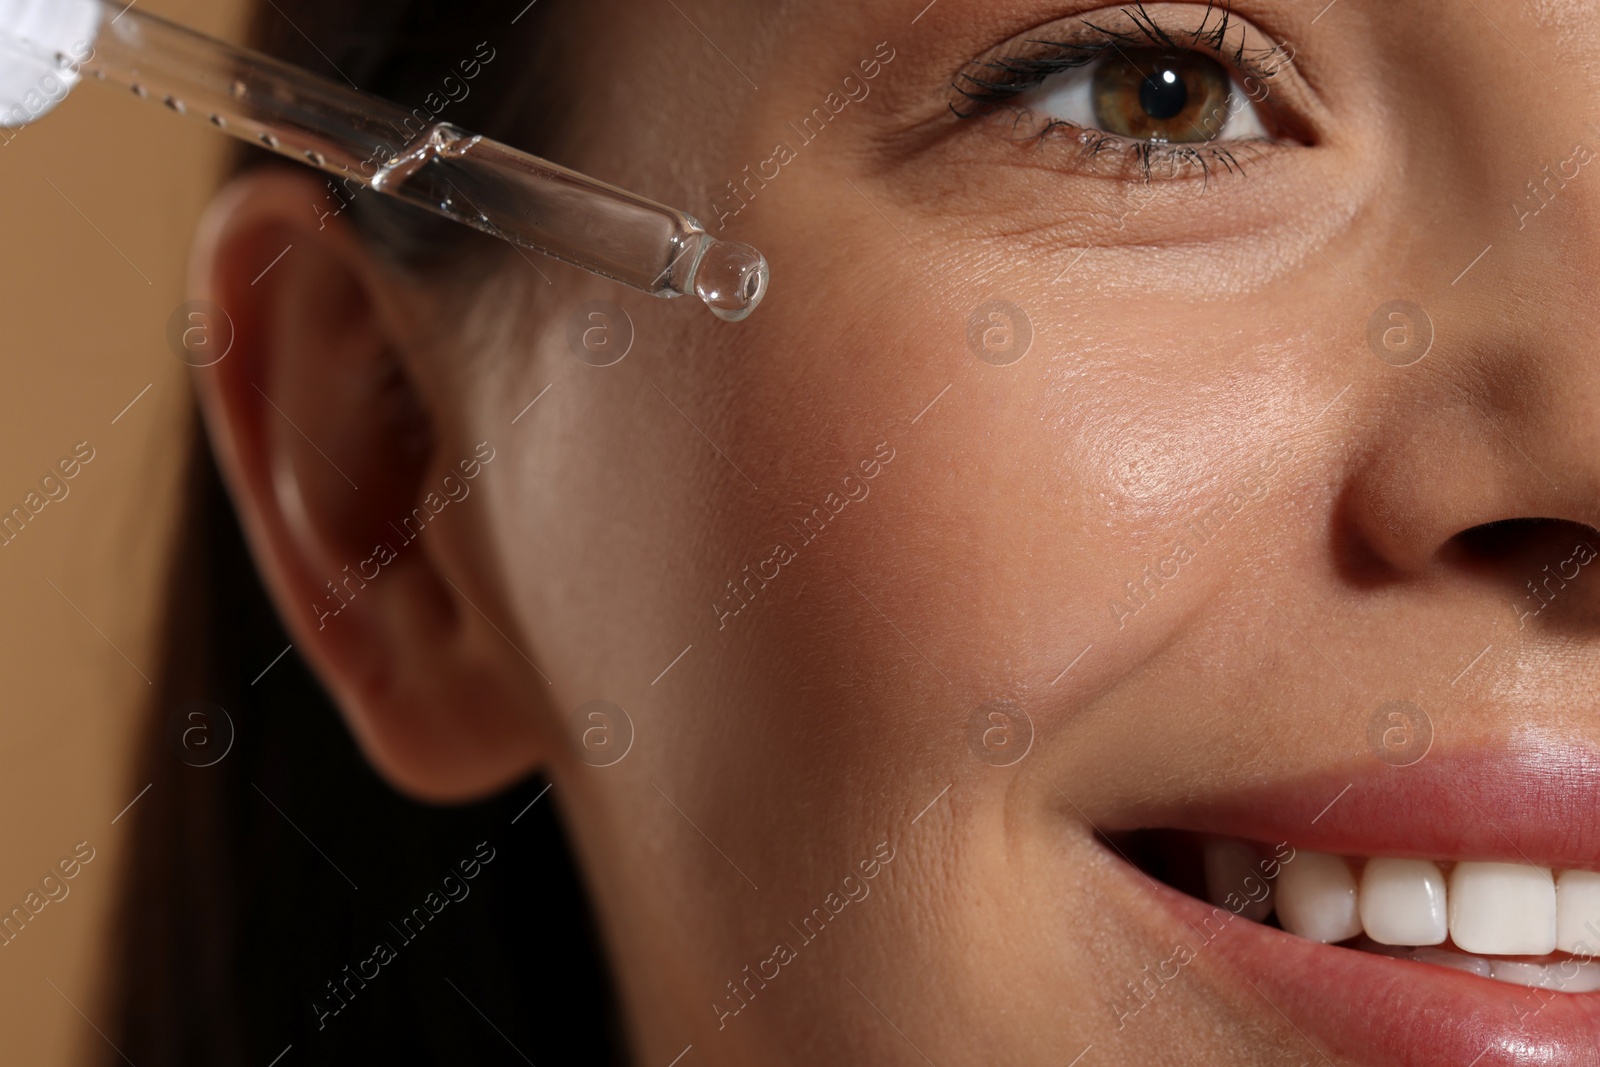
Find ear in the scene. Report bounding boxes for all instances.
[188,166,549,802]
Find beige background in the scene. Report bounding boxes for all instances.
[0,0,244,1061]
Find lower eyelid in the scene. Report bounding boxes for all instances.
[985,115,1273,185]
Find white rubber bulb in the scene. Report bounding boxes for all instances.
[0,0,102,128]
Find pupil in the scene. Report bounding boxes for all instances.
[1139,66,1188,121]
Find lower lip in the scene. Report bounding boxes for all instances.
[1108,849,1600,1066]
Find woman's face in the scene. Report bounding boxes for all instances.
[452,1,1600,1062]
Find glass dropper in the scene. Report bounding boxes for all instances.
[0,0,770,321]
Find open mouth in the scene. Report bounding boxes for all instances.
[1083,749,1600,1066]
[1112,829,1600,993]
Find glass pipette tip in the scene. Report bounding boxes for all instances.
[0,0,770,321]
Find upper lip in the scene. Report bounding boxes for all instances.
[1093,744,1600,870]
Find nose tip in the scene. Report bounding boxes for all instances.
[1336,375,1600,609]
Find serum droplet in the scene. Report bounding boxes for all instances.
[691,239,769,322]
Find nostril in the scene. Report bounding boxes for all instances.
[1451,518,1564,560]
[1447,517,1594,568]
[1444,518,1600,628]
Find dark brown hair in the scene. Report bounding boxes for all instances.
[103,3,619,1063]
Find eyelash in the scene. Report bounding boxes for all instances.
[950,2,1295,183]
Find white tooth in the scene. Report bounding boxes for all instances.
[1367,941,1494,977]
[1360,858,1447,946]
[1448,862,1556,956]
[1410,945,1493,978]
[1490,960,1554,988]
[1488,958,1600,992]
[1556,869,1600,956]
[1203,838,1273,922]
[1550,960,1600,993]
[1274,851,1361,943]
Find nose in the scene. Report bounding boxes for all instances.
[1339,154,1600,631]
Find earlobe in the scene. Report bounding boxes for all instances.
[187,167,549,802]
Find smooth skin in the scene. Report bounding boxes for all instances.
[188,0,1600,1063]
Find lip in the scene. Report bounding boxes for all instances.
[1093,746,1600,1065]
[1101,746,1600,872]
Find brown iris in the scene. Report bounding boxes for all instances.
[1091,48,1232,143]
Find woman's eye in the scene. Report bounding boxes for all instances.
[1018,46,1268,145]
